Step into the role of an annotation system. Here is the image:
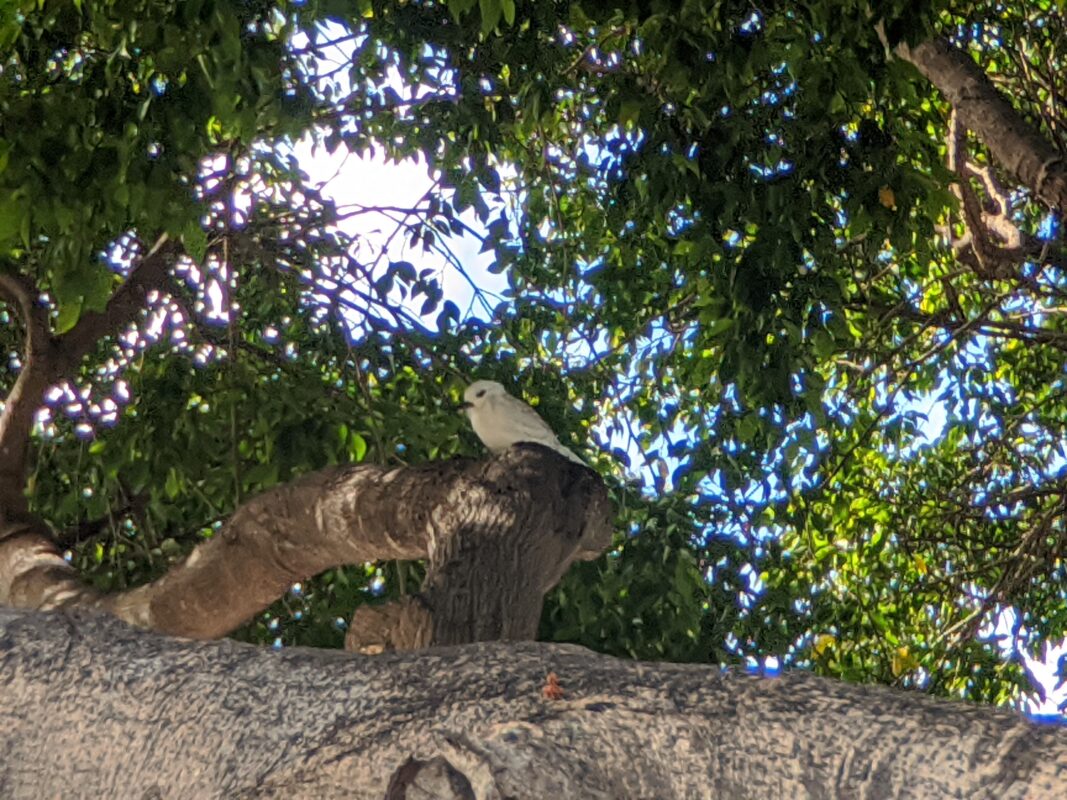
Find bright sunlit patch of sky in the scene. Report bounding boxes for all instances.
[284,20,512,328]
[980,608,1067,716]
[292,138,511,324]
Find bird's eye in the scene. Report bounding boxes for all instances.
[476,389,487,398]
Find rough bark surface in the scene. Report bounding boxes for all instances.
[0,447,611,645]
[0,607,1063,800]
[896,37,1067,213]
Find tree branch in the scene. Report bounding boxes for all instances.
[53,235,181,373]
[1,448,612,645]
[895,37,1067,213]
[0,237,181,521]
[0,271,57,519]
[942,109,1040,282]
[0,271,46,345]
[2,608,1065,798]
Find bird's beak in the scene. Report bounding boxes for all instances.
[457,401,472,412]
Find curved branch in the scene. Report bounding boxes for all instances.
[0,272,47,345]
[0,271,55,518]
[1,448,613,645]
[54,236,181,373]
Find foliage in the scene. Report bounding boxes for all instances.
[2,0,1067,710]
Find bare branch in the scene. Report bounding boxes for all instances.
[942,110,1060,285]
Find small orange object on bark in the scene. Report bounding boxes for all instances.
[542,672,564,700]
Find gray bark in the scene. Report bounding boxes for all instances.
[895,37,1067,214]
[1,607,1064,800]
[1,447,611,649]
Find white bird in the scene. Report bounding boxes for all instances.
[461,380,585,465]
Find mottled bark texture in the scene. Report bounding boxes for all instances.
[0,607,1064,800]
[1,446,611,646]
[896,37,1067,214]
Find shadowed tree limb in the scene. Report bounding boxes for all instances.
[0,270,58,518]
[0,237,182,521]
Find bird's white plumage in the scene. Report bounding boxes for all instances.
[462,380,584,464]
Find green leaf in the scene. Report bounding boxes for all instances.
[54,298,83,335]
[350,433,367,462]
[704,317,733,338]
[164,469,181,500]
[183,220,208,263]
[500,0,515,26]
[82,266,114,314]
[0,193,26,250]
[447,0,478,22]
[619,100,642,127]
[479,0,502,35]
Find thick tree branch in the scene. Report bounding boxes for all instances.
[0,272,55,517]
[895,37,1067,213]
[0,368,55,519]
[346,446,611,652]
[0,448,612,645]
[0,271,46,343]
[0,519,100,609]
[1,607,1063,799]
[940,108,1046,285]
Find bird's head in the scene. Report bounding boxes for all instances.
[461,380,505,413]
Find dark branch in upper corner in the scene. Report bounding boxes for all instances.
[894,36,1067,214]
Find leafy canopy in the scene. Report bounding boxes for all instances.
[2,0,1066,709]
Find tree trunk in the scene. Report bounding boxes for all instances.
[0,607,1063,799]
